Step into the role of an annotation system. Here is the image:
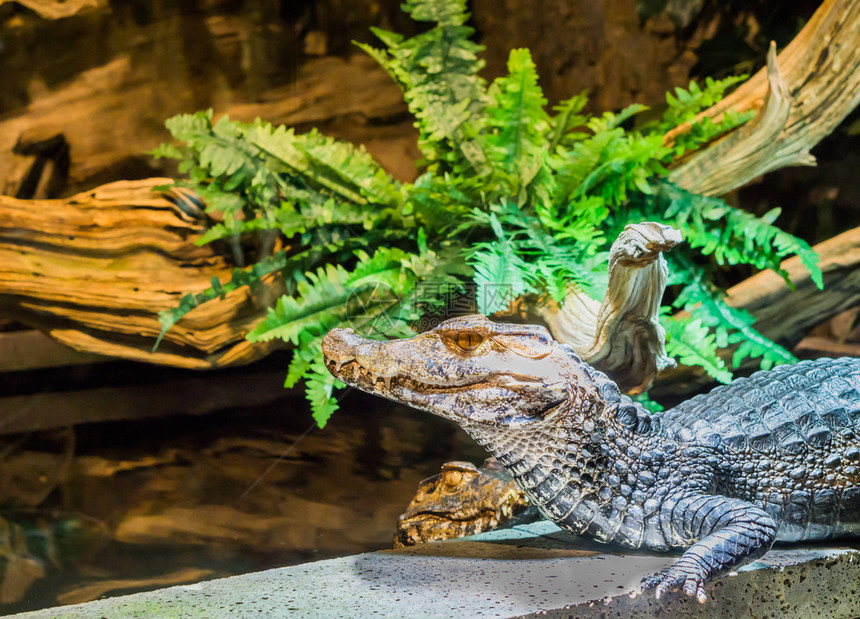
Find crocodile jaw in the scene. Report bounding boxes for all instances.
[321,326,570,426]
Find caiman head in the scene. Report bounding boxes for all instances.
[321,314,604,429]
[393,459,529,548]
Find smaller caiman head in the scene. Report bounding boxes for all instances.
[322,315,584,427]
[394,458,530,548]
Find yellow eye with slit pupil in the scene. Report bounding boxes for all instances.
[455,331,483,351]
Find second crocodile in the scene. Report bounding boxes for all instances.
[394,458,532,548]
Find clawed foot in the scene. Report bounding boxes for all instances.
[641,567,708,603]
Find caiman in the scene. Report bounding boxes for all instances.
[322,315,860,603]
[394,458,533,548]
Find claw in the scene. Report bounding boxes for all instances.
[642,568,708,603]
[683,579,697,597]
[683,578,707,603]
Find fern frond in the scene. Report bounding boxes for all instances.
[672,268,796,370]
[401,0,470,25]
[470,204,602,304]
[661,311,733,383]
[469,213,536,314]
[552,129,623,204]
[244,122,402,209]
[358,0,489,175]
[549,90,589,151]
[246,247,423,344]
[154,249,292,350]
[661,75,748,129]
[654,183,822,287]
[484,48,552,203]
[304,354,343,428]
[669,108,755,156]
[588,103,649,133]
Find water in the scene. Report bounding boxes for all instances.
[0,359,486,614]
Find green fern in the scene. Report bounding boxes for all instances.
[651,183,822,287]
[153,249,293,350]
[484,48,552,204]
[356,0,489,175]
[671,267,797,370]
[654,75,756,155]
[549,91,589,151]
[660,75,748,128]
[661,311,733,384]
[152,0,821,426]
[470,213,537,314]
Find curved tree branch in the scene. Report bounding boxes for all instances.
[668,0,860,196]
[537,222,681,393]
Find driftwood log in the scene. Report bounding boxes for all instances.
[666,0,860,196]
[0,179,280,369]
[0,0,105,20]
[536,222,682,393]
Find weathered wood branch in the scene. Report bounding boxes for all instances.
[0,179,278,368]
[0,52,415,199]
[537,223,681,393]
[667,0,860,196]
[0,0,106,20]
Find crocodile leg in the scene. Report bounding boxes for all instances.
[642,494,778,603]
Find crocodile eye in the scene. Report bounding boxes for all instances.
[443,470,463,488]
[455,330,484,351]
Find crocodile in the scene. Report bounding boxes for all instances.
[322,315,860,602]
[394,458,533,548]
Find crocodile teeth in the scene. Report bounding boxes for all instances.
[333,357,353,372]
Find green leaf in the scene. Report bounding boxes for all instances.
[652,182,822,288]
[662,312,733,384]
[305,355,343,428]
[549,90,589,151]
[153,249,292,351]
[360,0,489,175]
[484,48,552,203]
[671,265,797,370]
[470,230,535,316]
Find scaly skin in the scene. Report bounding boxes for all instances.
[322,315,860,602]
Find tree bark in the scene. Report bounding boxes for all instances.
[537,223,681,393]
[0,179,276,368]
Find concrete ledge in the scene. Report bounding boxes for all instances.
[9,522,860,618]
